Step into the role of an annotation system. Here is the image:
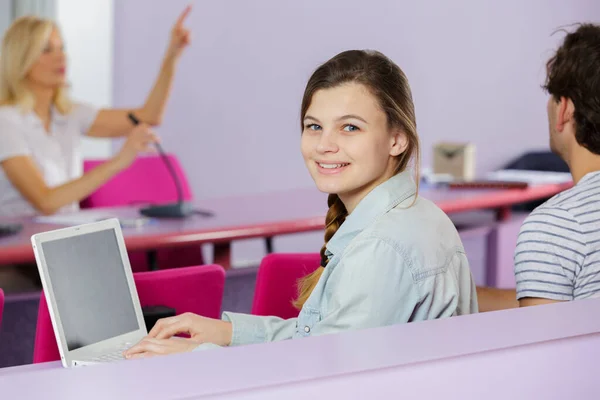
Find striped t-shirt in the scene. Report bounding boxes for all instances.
[515,171,600,301]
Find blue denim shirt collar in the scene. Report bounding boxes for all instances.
[325,170,417,259]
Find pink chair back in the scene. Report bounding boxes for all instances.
[251,253,321,319]
[0,288,4,329]
[81,154,193,208]
[81,154,202,272]
[33,264,226,363]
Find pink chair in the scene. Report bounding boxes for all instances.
[81,154,203,272]
[33,264,226,363]
[251,253,321,319]
[0,288,4,329]
[81,154,193,208]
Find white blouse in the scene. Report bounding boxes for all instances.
[0,103,98,217]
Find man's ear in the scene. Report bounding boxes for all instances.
[556,96,575,132]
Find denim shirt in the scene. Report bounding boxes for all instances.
[195,171,478,351]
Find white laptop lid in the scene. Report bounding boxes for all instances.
[31,218,147,367]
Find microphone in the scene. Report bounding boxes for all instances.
[127,112,212,218]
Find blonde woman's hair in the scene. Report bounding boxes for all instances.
[0,16,71,113]
[294,50,421,310]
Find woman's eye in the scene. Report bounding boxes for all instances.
[342,124,359,132]
[305,123,321,131]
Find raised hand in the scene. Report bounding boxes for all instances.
[166,5,192,60]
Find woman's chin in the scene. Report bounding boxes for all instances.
[314,181,347,196]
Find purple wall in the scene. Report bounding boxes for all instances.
[113,0,598,199]
[112,0,599,268]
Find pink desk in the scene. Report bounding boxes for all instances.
[0,183,570,269]
[0,298,597,399]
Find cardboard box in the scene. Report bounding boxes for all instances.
[433,142,476,181]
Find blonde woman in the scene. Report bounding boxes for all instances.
[0,6,191,217]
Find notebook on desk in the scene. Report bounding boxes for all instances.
[31,218,147,367]
[486,169,573,185]
[34,211,153,229]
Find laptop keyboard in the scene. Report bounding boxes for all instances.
[88,342,132,363]
[91,351,125,362]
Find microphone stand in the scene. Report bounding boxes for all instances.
[127,113,212,218]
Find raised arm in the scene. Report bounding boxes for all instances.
[86,6,192,138]
[1,124,158,215]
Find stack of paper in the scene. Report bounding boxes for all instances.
[34,210,116,226]
[486,169,572,185]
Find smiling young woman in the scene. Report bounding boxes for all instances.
[124,49,478,359]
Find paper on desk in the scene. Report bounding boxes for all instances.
[486,169,572,185]
[34,210,116,226]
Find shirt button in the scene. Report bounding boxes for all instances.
[304,326,311,333]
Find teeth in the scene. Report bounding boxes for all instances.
[319,163,348,169]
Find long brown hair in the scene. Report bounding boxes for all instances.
[294,50,420,309]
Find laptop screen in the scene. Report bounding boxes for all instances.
[41,227,139,351]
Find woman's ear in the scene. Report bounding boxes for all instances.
[390,130,408,156]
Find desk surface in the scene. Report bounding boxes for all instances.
[0,183,570,265]
[0,298,597,399]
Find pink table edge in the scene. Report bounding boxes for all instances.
[0,183,571,266]
[434,182,572,213]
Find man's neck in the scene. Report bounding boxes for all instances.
[567,147,600,184]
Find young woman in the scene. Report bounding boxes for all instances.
[124,50,478,358]
[0,7,192,217]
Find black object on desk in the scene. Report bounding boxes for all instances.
[503,151,570,212]
[0,223,22,238]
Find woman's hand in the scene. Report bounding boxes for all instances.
[123,337,201,359]
[124,313,233,359]
[112,124,159,170]
[165,5,192,61]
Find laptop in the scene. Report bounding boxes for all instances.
[31,218,147,367]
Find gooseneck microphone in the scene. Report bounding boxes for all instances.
[127,112,212,218]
